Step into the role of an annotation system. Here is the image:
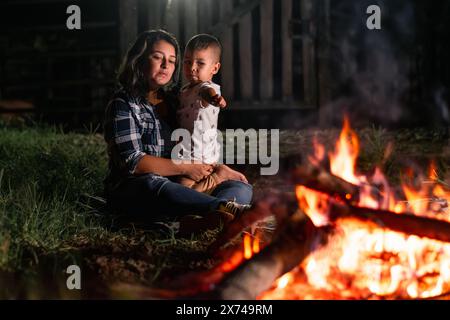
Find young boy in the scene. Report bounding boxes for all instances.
[175,34,227,193]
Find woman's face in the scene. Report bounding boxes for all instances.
[148,40,177,90]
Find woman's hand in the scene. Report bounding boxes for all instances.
[214,164,248,184]
[183,163,214,182]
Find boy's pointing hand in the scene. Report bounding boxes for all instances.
[210,94,227,108]
[201,87,227,108]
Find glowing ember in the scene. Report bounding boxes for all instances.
[252,234,260,254]
[276,273,294,290]
[220,251,244,273]
[298,218,450,299]
[243,233,260,260]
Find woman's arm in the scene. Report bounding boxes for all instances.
[134,155,213,182]
[105,96,212,181]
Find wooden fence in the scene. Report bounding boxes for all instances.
[0,0,330,128]
[121,0,330,109]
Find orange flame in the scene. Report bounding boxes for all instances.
[260,117,450,299]
[220,251,244,273]
[329,117,361,185]
[253,234,260,254]
[243,233,260,260]
[295,185,330,226]
[429,161,438,180]
[402,184,430,215]
[243,233,253,259]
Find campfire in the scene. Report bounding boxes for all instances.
[207,118,450,300]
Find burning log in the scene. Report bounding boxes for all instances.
[290,163,373,204]
[328,201,450,243]
[291,163,450,243]
[209,213,328,300]
[208,191,298,254]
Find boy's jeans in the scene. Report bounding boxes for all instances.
[107,173,253,220]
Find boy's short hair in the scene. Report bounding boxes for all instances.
[185,34,222,62]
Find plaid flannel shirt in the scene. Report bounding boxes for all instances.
[103,89,166,191]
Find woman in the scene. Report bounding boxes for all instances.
[103,30,252,229]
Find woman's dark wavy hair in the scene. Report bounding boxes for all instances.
[117,29,181,99]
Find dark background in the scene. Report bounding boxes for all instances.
[0,0,449,130]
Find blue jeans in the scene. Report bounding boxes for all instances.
[107,174,253,221]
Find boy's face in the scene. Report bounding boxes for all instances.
[183,47,220,83]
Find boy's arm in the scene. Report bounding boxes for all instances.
[199,86,227,108]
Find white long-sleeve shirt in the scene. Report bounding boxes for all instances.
[176,81,221,164]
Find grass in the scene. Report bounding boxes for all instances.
[0,123,110,272]
[0,122,220,298]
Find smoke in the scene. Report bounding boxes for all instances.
[433,86,450,125]
[318,0,443,128]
